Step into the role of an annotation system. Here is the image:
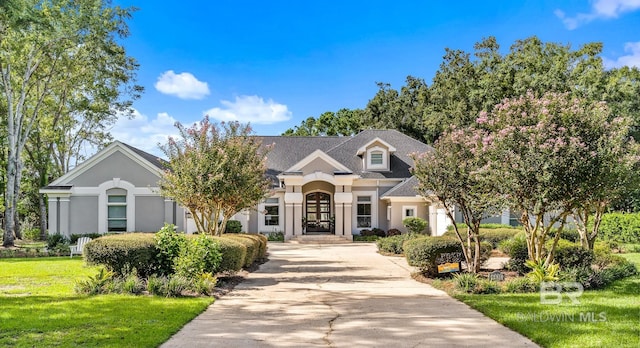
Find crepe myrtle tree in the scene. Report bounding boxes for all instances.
[160,118,272,236]
[412,126,503,273]
[478,91,626,263]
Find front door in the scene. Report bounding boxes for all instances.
[305,192,331,233]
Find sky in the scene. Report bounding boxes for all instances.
[108,0,640,156]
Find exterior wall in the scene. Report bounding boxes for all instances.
[302,181,335,194]
[68,151,161,187]
[69,196,98,234]
[351,189,378,234]
[377,200,389,231]
[135,196,165,232]
[300,158,338,176]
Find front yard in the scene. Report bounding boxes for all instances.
[0,257,213,347]
[454,253,640,348]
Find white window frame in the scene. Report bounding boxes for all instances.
[264,197,280,226]
[352,191,378,232]
[403,205,417,219]
[259,195,283,231]
[107,195,127,232]
[366,146,388,171]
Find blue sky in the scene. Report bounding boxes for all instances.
[109,0,640,155]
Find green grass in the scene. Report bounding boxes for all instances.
[0,257,214,347]
[455,253,640,348]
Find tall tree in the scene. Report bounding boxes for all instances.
[0,0,140,246]
[412,126,503,272]
[283,108,364,136]
[160,118,272,236]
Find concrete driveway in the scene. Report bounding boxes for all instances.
[161,243,538,347]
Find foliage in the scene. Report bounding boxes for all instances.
[225,220,243,233]
[154,224,187,276]
[84,233,159,278]
[474,279,502,294]
[412,126,503,273]
[283,108,365,136]
[264,231,284,242]
[361,228,385,237]
[453,272,479,293]
[1,0,140,247]
[503,277,538,293]
[353,235,380,242]
[597,212,640,244]
[222,234,260,267]
[404,236,464,276]
[74,268,113,295]
[160,118,272,236]
[442,228,521,248]
[402,217,428,235]
[552,239,594,270]
[525,260,560,283]
[173,234,222,278]
[0,257,214,346]
[210,236,247,273]
[376,234,420,254]
[46,233,70,251]
[386,228,402,236]
[499,235,530,275]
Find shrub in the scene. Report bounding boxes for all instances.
[474,279,501,294]
[386,228,402,237]
[211,237,246,274]
[47,233,69,250]
[225,220,243,233]
[69,233,102,244]
[503,277,538,293]
[403,217,428,235]
[552,228,580,243]
[174,234,222,278]
[122,273,145,295]
[222,234,259,267]
[525,260,560,283]
[480,228,521,248]
[453,272,479,293]
[370,228,386,237]
[404,236,463,275]
[229,233,267,259]
[359,229,373,236]
[598,212,640,244]
[146,275,167,296]
[165,275,192,297]
[264,232,284,242]
[193,272,218,296]
[84,233,158,277]
[23,228,41,241]
[155,224,187,276]
[479,223,517,229]
[75,268,113,295]
[377,234,421,254]
[552,239,594,270]
[499,235,529,275]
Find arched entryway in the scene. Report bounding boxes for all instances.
[305,192,332,233]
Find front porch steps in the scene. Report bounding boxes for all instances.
[288,234,352,244]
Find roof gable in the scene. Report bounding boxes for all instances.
[50,141,166,186]
[285,149,352,174]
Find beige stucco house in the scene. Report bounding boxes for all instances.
[41,129,456,239]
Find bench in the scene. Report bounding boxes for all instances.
[70,236,92,258]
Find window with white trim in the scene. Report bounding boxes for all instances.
[357,196,372,228]
[403,205,417,219]
[370,151,383,165]
[107,195,127,232]
[366,146,388,170]
[264,198,279,226]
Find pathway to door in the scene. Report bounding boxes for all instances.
[161,243,538,347]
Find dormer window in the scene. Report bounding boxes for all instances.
[370,151,383,165]
[357,137,396,172]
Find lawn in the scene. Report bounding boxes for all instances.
[455,253,640,348]
[0,257,214,347]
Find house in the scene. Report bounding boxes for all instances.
[41,129,455,239]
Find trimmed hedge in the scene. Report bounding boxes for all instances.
[84,233,158,277]
[498,235,529,275]
[211,237,247,273]
[403,236,463,275]
[443,227,521,247]
[376,234,420,254]
[598,212,640,243]
[222,234,260,267]
[225,220,243,233]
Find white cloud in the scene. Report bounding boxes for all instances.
[110,109,180,157]
[604,41,640,68]
[203,95,292,125]
[555,0,640,29]
[154,70,210,100]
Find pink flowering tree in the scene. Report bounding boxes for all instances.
[160,117,272,236]
[412,126,504,273]
[479,91,635,262]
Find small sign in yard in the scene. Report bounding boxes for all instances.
[489,270,505,281]
[437,262,461,273]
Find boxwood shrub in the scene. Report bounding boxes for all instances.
[211,237,247,273]
[376,234,419,255]
[84,233,158,277]
[443,227,521,247]
[403,236,463,275]
[222,234,260,267]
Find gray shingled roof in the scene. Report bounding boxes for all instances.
[121,142,169,170]
[380,176,422,197]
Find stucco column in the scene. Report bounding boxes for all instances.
[284,191,303,239]
[501,208,511,226]
[334,192,352,236]
[164,199,174,225]
[343,203,353,237]
[59,197,70,236]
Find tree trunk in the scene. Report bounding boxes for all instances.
[3,149,17,247]
[39,192,47,240]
